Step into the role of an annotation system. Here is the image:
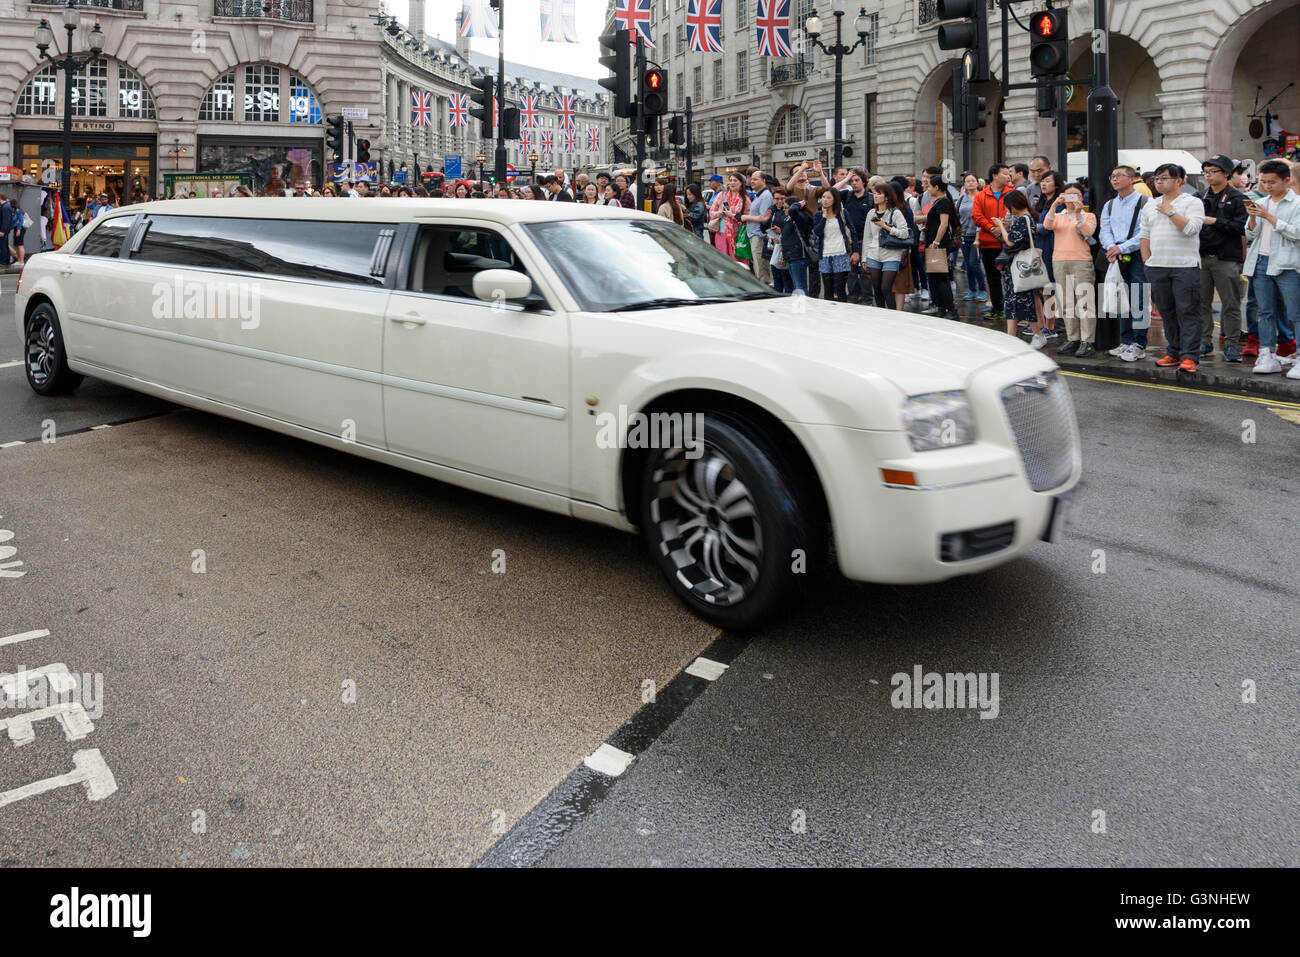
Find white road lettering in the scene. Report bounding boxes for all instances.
[0,748,118,809]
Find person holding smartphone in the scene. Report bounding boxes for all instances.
[1044,183,1098,356]
[1244,159,1300,377]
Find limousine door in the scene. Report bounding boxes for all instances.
[382,222,569,496]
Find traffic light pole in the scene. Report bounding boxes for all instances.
[634,39,647,213]
[495,0,507,187]
[1056,85,1068,174]
[685,96,693,186]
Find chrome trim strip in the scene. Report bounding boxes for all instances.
[882,472,1017,492]
[380,372,567,420]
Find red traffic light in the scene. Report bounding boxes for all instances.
[1032,11,1061,37]
[645,69,664,90]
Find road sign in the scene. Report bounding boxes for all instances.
[341,107,368,120]
[445,155,463,178]
[505,165,519,181]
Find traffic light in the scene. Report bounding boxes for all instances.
[325,114,345,161]
[936,0,989,84]
[641,67,667,117]
[469,72,495,138]
[1029,10,1069,77]
[667,114,685,146]
[355,138,371,163]
[598,28,633,118]
[965,92,988,132]
[951,66,969,134]
[1036,83,1058,117]
[500,106,520,141]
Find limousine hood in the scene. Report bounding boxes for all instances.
[621,297,1035,396]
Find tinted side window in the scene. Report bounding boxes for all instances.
[411,225,527,299]
[79,217,131,258]
[132,215,390,286]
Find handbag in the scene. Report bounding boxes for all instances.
[1010,215,1050,292]
[707,215,722,233]
[924,246,949,273]
[878,210,912,249]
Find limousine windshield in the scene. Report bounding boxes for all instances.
[524,219,776,313]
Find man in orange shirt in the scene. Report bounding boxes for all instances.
[971,163,1012,319]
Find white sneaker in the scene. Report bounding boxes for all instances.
[1287,361,1300,380]
[1120,344,1144,362]
[1253,348,1281,374]
[1108,344,1128,357]
[1030,334,1046,350]
[920,289,932,302]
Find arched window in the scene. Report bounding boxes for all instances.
[17,59,156,120]
[772,106,807,145]
[198,65,321,124]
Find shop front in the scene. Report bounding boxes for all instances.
[713,153,748,178]
[197,135,323,193]
[14,126,156,208]
[773,145,818,182]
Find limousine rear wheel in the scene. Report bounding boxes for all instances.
[641,415,816,631]
[25,304,83,396]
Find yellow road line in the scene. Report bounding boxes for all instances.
[1060,369,1300,411]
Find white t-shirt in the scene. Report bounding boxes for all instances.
[1259,195,1282,256]
[1139,192,1205,268]
[821,217,847,258]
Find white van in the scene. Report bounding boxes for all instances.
[16,199,1079,629]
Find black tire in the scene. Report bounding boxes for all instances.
[25,302,83,396]
[640,413,822,632]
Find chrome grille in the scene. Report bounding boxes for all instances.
[1000,370,1078,492]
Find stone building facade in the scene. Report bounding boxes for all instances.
[610,0,1299,181]
[0,0,611,201]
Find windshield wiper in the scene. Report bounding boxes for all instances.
[615,296,739,312]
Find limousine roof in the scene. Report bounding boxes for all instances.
[108,198,657,225]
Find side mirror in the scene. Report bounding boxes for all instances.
[472,268,533,304]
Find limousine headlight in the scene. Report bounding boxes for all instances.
[899,391,975,452]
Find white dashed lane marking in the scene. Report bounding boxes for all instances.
[0,441,25,449]
[684,656,728,681]
[0,360,22,370]
[89,424,112,431]
[0,630,49,647]
[583,743,635,778]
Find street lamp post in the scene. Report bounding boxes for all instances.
[476,153,487,187]
[804,2,870,171]
[34,2,106,217]
[528,152,539,185]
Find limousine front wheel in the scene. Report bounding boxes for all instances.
[25,304,83,396]
[641,415,818,631]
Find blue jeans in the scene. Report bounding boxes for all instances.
[960,237,986,293]
[1119,255,1148,348]
[1247,266,1296,342]
[786,258,809,294]
[1252,257,1300,350]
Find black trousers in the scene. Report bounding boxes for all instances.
[821,270,848,301]
[1146,265,1203,360]
[980,246,1004,312]
[929,269,956,314]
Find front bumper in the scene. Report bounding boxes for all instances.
[790,356,1081,585]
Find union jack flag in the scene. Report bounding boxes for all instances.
[411,89,433,128]
[520,93,540,130]
[614,0,655,47]
[539,0,579,43]
[459,0,498,39]
[540,129,554,153]
[520,130,531,149]
[756,0,793,57]
[557,94,576,131]
[587,125,600,152]
[563,129,577,153]
[686,0,724,53]
[448,93,469,128]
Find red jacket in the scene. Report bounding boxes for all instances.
[971,185,1009,250]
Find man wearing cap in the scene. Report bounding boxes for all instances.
[1198,154,1248,361]
[93,192,114,218]
[705,173,723,204]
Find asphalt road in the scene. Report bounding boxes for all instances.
[2,273,1296,867]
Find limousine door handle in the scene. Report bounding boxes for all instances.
[391,313,428,327]
[59,265,73,277]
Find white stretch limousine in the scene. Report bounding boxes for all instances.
[16,199,1080,629]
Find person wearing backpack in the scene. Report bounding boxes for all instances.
[1098,165,1150,362]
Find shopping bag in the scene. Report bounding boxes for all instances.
[1102,260,1125,315]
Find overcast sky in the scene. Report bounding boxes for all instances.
[385,1,609,79]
